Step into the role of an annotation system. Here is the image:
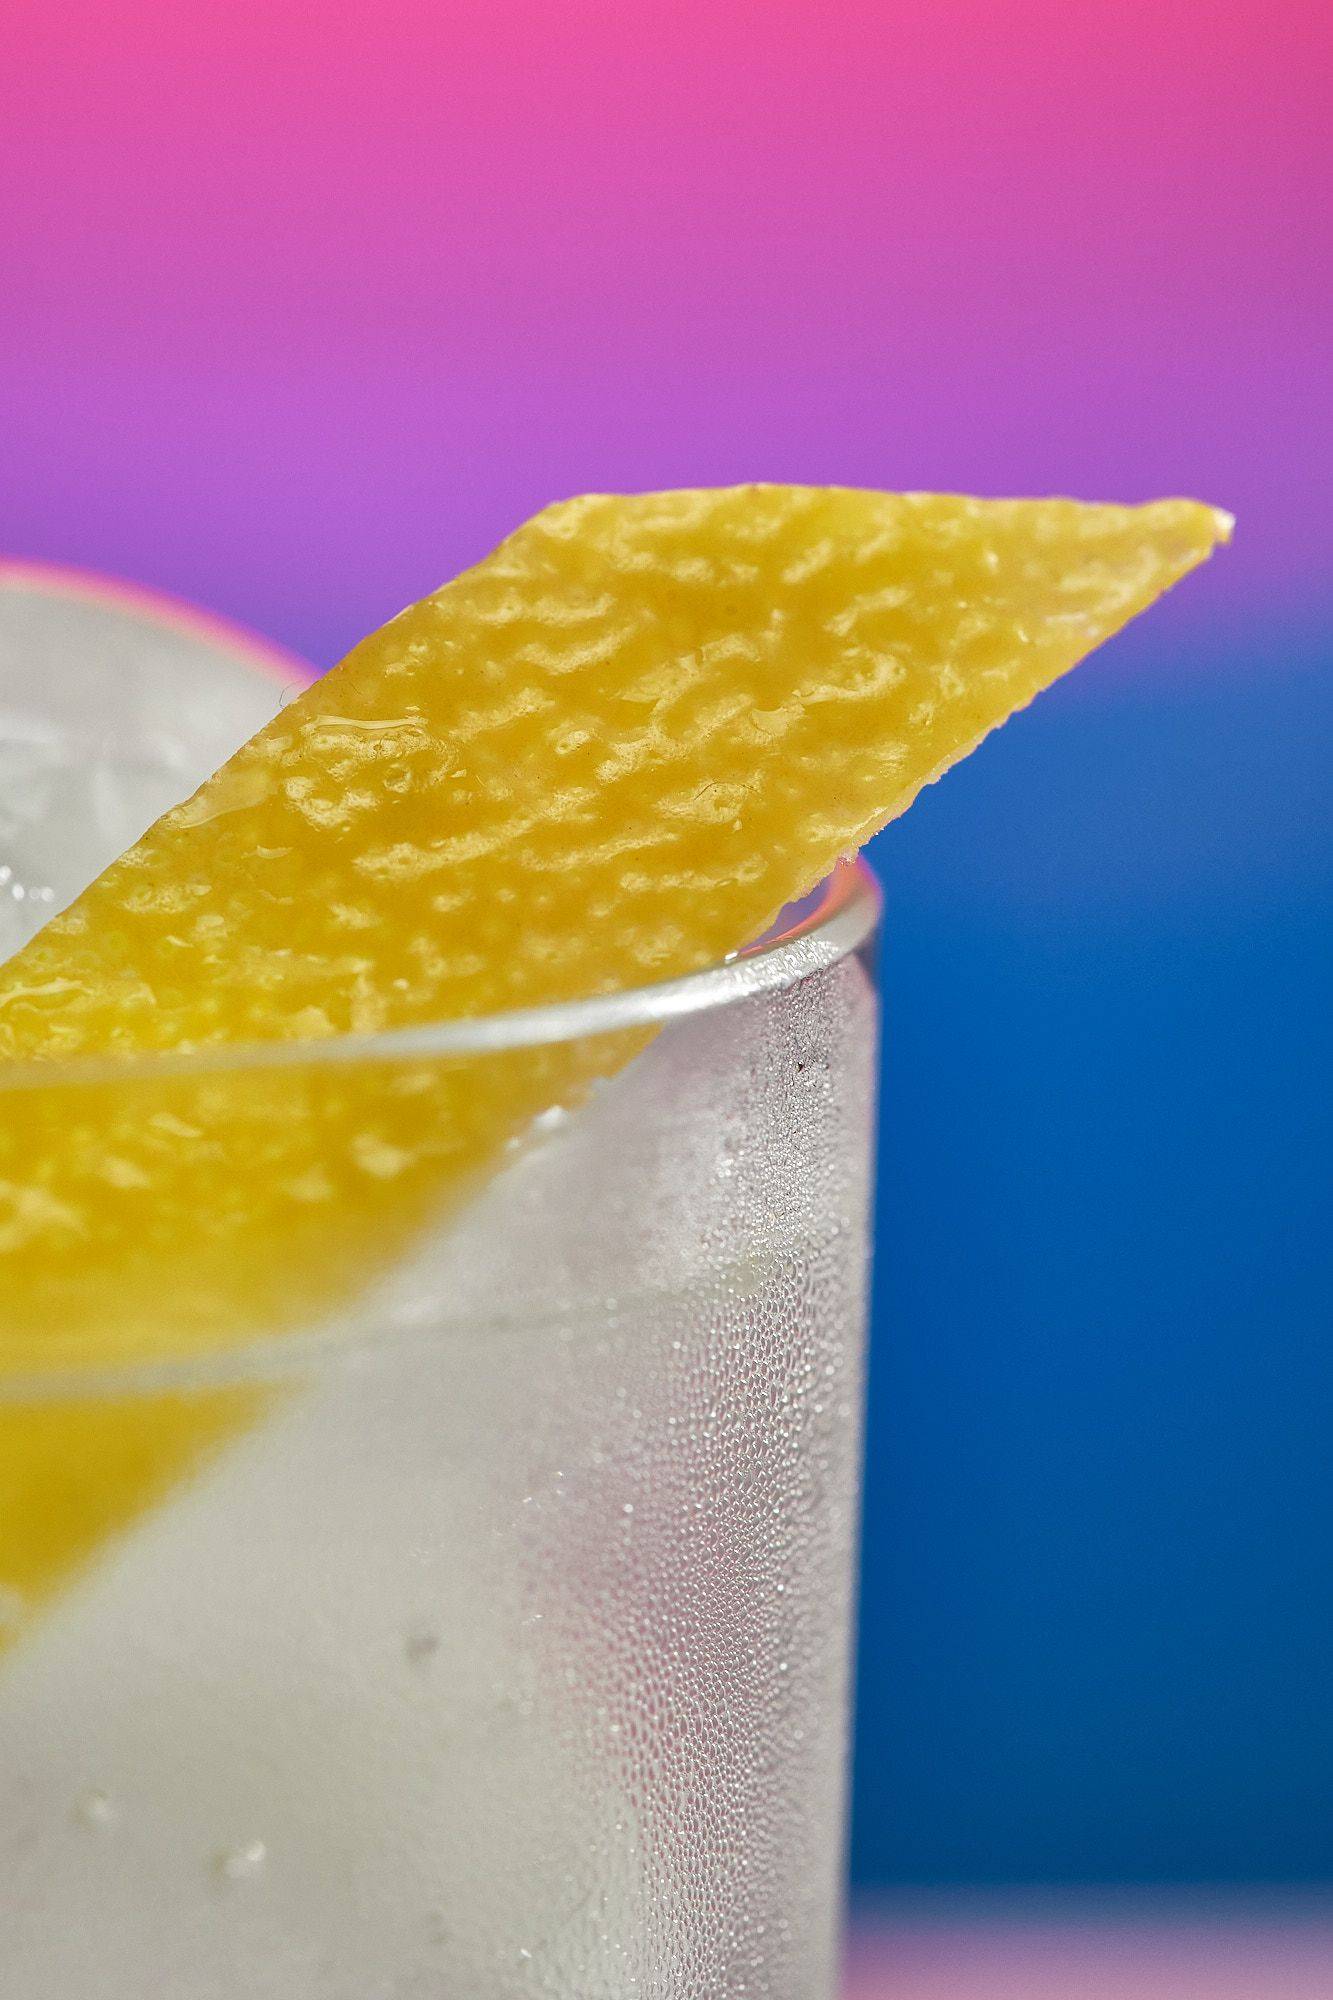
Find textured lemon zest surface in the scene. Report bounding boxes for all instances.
[0,487,1229,1618]
[0,489,1231,1061]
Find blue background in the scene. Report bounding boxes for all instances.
[855,621,1332,1885]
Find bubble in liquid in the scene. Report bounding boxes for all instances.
[531,1105,573,1140]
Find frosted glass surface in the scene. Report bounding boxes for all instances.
[0,600,879,1998]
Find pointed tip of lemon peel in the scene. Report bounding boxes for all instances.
[1161,497,1233,544]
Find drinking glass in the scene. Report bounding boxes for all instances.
[0,624,881,1997]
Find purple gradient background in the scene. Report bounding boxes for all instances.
[3,0,1332,1933]
[3,0,1329,662]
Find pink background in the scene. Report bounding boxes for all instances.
[3,0,1329,664]
[844,1903,1333,1999]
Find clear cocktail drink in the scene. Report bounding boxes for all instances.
[0,634,880,1998]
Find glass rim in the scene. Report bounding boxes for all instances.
[0,858,881,1092]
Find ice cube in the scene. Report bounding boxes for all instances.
[0,563,312,963]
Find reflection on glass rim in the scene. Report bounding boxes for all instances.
[0,858,881,1090]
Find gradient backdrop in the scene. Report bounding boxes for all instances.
[3,0,1330,1896]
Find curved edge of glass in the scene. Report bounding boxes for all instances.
[0,859,882,1091]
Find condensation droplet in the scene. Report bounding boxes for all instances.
[405,1624,440,1665]
[215,1840,267,1883]
[75,1789,118,1831]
